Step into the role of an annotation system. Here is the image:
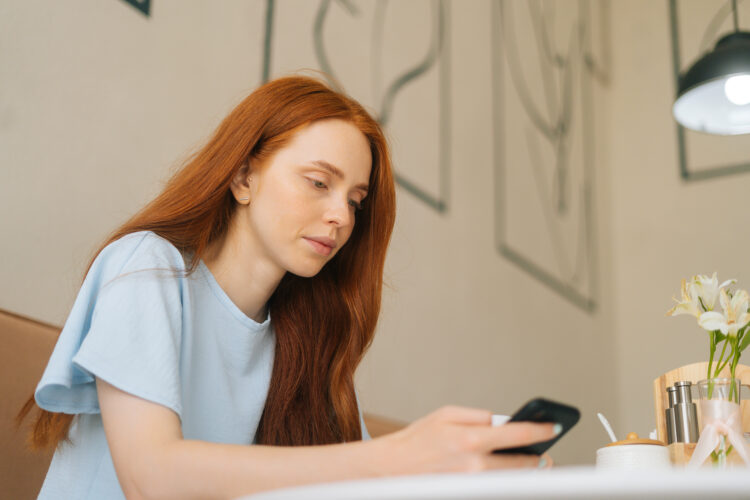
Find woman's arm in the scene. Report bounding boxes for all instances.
[97,378,556,500]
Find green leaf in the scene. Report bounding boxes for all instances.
[739,331,750,353]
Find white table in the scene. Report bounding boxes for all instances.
[239,466,750,500]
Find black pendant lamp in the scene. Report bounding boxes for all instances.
[673,0,750,135]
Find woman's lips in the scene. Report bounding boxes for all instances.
[304,237,334,256]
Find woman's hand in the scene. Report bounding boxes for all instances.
[376,405,557,475]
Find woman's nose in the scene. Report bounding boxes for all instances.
[325,197,352,227]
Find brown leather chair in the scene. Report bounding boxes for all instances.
[362,413,405,438]
[0,309,58,500]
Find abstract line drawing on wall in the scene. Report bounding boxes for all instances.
[669,0,750,182]
[120,0,151,17]
[262,0,275,83]
[264,0,451,213]
[492,0,610,312]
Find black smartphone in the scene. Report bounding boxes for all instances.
[492,398,580,455]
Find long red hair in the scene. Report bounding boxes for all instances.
[18,75,396,448]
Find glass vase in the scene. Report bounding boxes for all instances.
[696,378,742,468]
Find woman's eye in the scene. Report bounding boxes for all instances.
[311,179,327,189]
[349,199,363,211]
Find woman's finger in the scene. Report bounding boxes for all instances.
[478,421,559,452]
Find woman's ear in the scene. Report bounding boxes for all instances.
[230,161,253,204]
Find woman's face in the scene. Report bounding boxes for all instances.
[239,118,372,278]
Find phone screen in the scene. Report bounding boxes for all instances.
[492,398,580,455]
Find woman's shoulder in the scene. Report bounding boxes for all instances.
[92,231,188,279]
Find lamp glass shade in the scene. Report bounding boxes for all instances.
[673,73,750,135]
[673,32,750,135]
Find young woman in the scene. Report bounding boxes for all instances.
[20,76,556,499]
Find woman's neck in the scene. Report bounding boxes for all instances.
[202,220,285,323]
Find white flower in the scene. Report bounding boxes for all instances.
[692,273,736,311]
[667,273,736,319]
[698,289,750,337]
[667,278,702,318]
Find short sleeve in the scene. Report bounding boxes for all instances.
[35,232,186,418]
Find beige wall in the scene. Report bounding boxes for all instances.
[0,0,265,320]
[610,0,750,438]
[354,0,617,466]
[2,0,746,466]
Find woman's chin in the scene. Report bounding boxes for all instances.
[286,260,327,278]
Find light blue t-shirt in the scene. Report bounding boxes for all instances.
[34,231,369,499]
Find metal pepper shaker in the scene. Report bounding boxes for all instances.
[673,381,699,443]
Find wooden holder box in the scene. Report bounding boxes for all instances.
[654,362,750,466]
[668,442,696,466]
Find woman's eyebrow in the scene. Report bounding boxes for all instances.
[310,160,369,193]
